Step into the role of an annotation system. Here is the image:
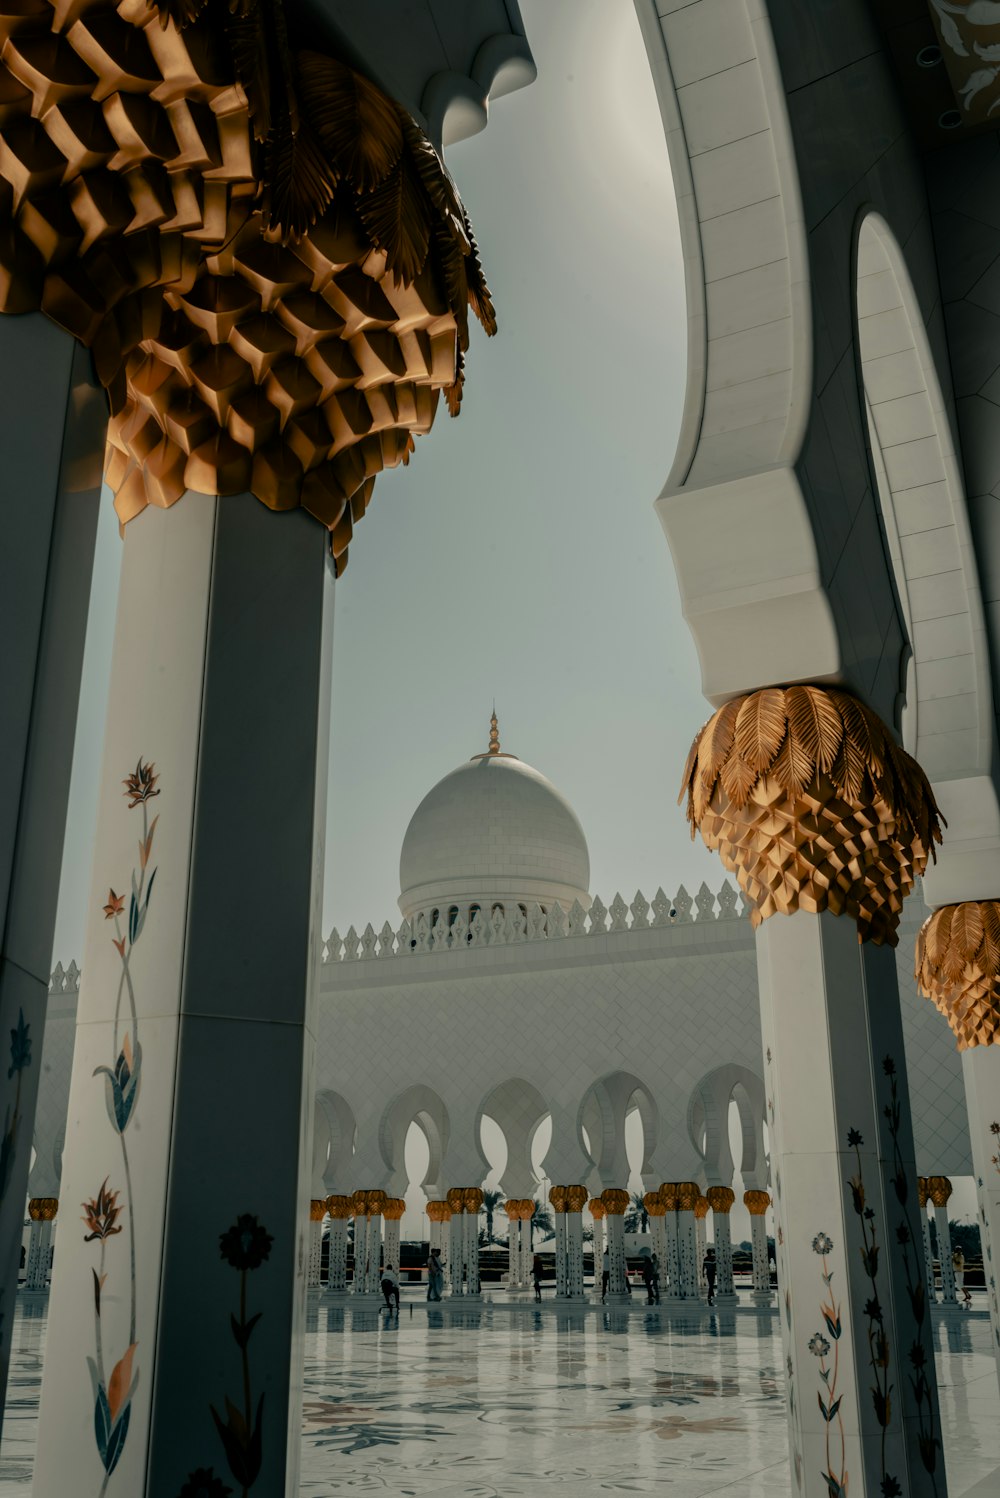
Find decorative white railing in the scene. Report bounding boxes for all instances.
[321,880,751,964]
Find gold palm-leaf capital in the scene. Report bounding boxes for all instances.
[679,684,942,945]
[915,901,1000,1049]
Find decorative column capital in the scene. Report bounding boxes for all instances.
[462,1187,484,1214]
[326,1195,352,1220]
[517,1199,535,1222]
[644,1191,666,1218]
[600,1188,630,1217]
[504,1201,521,1221]
[588,1198,606,1221]
[382,1198,406,1221]
[309,1198,327,1222]
[676,1181,700,1210]
[693,1195,710,1221]
[915,901,1000,1048]
[926,1175,953,1208]
[446,1187,466,1215]
[364,1189,387,1217]
[28,1198,58,1222]
[0,0,499,575]
[743,1190,771,1216]
[426,1200,452,1223]
[680,685,942,944]
[565,1185,589,1213]
[706,1186,736,1215]
[548,1185,568,1212]
[658,1182,679,1210]
[350,1189,367,1217]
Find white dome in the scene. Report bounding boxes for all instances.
[399,732,591,921]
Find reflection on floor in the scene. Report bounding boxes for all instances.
[2,1292,999,1495]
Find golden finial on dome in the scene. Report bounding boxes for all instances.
[488,706,500,756]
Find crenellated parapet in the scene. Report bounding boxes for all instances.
[321,880,751,964]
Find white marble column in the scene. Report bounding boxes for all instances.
[917,1180,937,1310]
[706,1191,737,1303]
[33,494,335,1498]
[464,1189,482,1297]
[308,1202,325,1290]
[350,1193,368,1294]
[757,911,945,1498]
[365,1194,386,1293]
[447,1192,466,1296]
[25,1202,57,1291]
[661,1187,683,1301]
[565,1188,587,1298]
[962,1047,1000,1384]
[0,322,104,1416]
[326,1200,350,1294]
[383,1200,404,1282]
[589,1200,606,1301]
[695,1198,709,1297]
[676,1184,699,1300]
[504,1205,523,1291]
[745,1193,773,1306]
[647,1198,667,1296]
[602,1190,629,1303]
[929,1177,958,1306]
[550,1187,568,1297]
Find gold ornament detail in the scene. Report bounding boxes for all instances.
[462,1186,484,1215]
[350,1188,367,1217]
[926,1175,952,1209]
[565,1184,589,1213]
[676,1181,700,1211]
[0,0,495,573]
[588,1198,605,1221]
[658,1182,678,1211]
[915,901,1000,1049]
[517,1198,535,1222]
[326,1194,352,1221]
[382,1197,405,1221]
[601,1188,629,1217]
[693,1196,710,1221]
[309,1198,326,1222]
[364,1188,387,1216]
[504,1200,521,1221]
[743,1190,771,1217]
[425,1200,451,1224]
[548,1185,567,1212]
[643,1191,666,1219]
[916,1177,928,1210]
[705,1186,735,1215]
[446,1187,465,1215]
[679,684,943,945]
[28,1197,58,1221]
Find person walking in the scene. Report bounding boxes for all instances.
[426,1245,444,1302]
[650,1251,661,1304]
[953,1246,972,1307]
[601,1247,610,1303]
[703,1247,717,1306]
[532,1253,543,1303]
[641,1254,658,1305]
[381,1262,400,1312]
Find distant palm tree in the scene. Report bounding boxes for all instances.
[482,1188,505,1244]
[626,1191,649,1234]
[530,1202,554,1247]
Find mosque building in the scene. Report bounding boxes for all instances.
[29,715,972,1307]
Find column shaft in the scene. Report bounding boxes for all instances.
[757,911,944,1498]
[465,1211,480,1296]
[554,1212,567,1297]
[0,324,103,1414]
[750,1216,772,1305]
[713,1215,736,1302]
[566,1212,584,1298]
[695,1217,708,1296]
[25,1220,53,1291]
[307,1220,322,1290]
[328,1219,348,1293]
[919,1213,937,1310]
[665,1213,682,1301]
[676,1209,698,1299]
[962,1046,1000,1387]
[33,495,334,1497]
[384,1219,401,1278]
[366,1215,383,1293]
[449,1214,464,1296]
[605,1213,628,1302]
[934,1206,957,1305]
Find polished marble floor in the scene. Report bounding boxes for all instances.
[2,1291,999,1495]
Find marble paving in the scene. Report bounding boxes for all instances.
[2,1292,999,1495]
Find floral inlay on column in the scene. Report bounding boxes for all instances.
[809,1231,845,1498]
[87,757,160,1492]
[0,1009,31,1348]
[845,1128,899,1494]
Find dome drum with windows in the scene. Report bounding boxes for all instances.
[398,713,591,928]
